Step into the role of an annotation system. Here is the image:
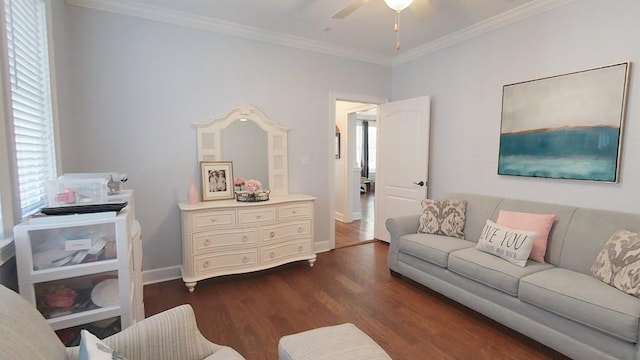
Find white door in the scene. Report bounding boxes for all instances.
[374,96,431,242]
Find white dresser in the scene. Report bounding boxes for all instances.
[179,194,316,292]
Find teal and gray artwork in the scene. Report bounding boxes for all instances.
[498,63,629,182]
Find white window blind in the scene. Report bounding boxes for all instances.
[4,0,56,217]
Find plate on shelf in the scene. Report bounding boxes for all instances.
[40,202,127,216]
[90,279,119,308]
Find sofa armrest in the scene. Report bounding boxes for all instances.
[385,215,420,272]
[97,304,244,360]
[386,215,420,239]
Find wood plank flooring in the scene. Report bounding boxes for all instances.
[144,241,569,359]
[335,192,375,248]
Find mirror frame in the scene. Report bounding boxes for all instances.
[195,104,289,195]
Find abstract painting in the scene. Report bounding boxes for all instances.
[498,62,630,182]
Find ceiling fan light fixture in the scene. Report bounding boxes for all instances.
[384,0,414,12]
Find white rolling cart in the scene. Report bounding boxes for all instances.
[13,204,142,345]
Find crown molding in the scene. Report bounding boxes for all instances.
[66,0,574,69]
[65,0,392,67]
[392,0,576,66]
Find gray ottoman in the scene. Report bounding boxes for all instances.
[278,323,392,360]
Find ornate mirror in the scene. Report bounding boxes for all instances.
[195,104,289,195]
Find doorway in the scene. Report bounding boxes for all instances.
[327,94,431,251]
[334,101,378,248]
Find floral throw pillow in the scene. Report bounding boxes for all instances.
[418,199,467,239]
[591,230,640,296]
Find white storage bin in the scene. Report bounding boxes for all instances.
[47,178,108,207]
[59,173,127,195]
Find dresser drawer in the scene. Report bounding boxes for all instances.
[278,203,312,221]
[238,207,276,226]
[261,240,311,265]
[192,210,236,230]
[260,221,310,244]
[194,249,258,275]
[193,229,257,254]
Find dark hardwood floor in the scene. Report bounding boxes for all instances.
[144,228,569,359]
[335,191,375,248]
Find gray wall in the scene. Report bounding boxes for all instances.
[392,0,640,213]
[50,3,391,273]
[50,0,640,277]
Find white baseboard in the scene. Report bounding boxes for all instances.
[334,212,345,222]
[352,211,362,221]
[142,265,181,285]
[142,240,336,285]
[314,239,333,253]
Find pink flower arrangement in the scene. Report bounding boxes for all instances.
[245,179,262,192]
[234,177,245,186]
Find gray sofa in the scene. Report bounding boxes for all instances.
[386,193,640,360]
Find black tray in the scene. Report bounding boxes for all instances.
[40,202,128,215]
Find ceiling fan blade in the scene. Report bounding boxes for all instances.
[410,0,434,20]
[332,0,370,19]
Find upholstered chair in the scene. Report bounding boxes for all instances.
[0,285,245,360]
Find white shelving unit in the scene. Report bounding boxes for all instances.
[13,200,142,340]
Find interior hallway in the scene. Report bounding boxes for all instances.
[335,191,375,248]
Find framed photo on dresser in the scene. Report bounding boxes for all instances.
[201,161,234,201]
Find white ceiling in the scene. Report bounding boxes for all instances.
[67,0,574,65]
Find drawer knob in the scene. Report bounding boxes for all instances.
[242,256,249,264]
[256,215,261,219]
[204,239,210,245]
[203,261,210,268]
[270,252,275,259]
[298,246,304,252]
[292,210,297,214]
[210,218,216,223]
[269,231,275,238]
[242,235,248,242]
[297,227,303,233]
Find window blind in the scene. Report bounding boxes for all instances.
[4,0,56,217]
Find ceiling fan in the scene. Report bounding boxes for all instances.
[332,0,433,50]
[332,0,433,21]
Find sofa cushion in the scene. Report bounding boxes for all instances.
[418,199,467,239]
[475,220,539,267]
[398,233,475,268]
[591,229,640,296]
[520,268,640,343]
[79,330,126,360]
[558,207,640,274]
[496,210,555,263]
[448,247,553,296]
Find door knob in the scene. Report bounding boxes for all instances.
[414,181,426,187]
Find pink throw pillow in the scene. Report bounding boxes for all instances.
[496,210,555,263]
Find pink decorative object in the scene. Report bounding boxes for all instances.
[44,285,77,309]
[234,177,245,186]
[55,190,75,204]
[187,176,199,204]
[496,210,555,263]
[245,179,262,192]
